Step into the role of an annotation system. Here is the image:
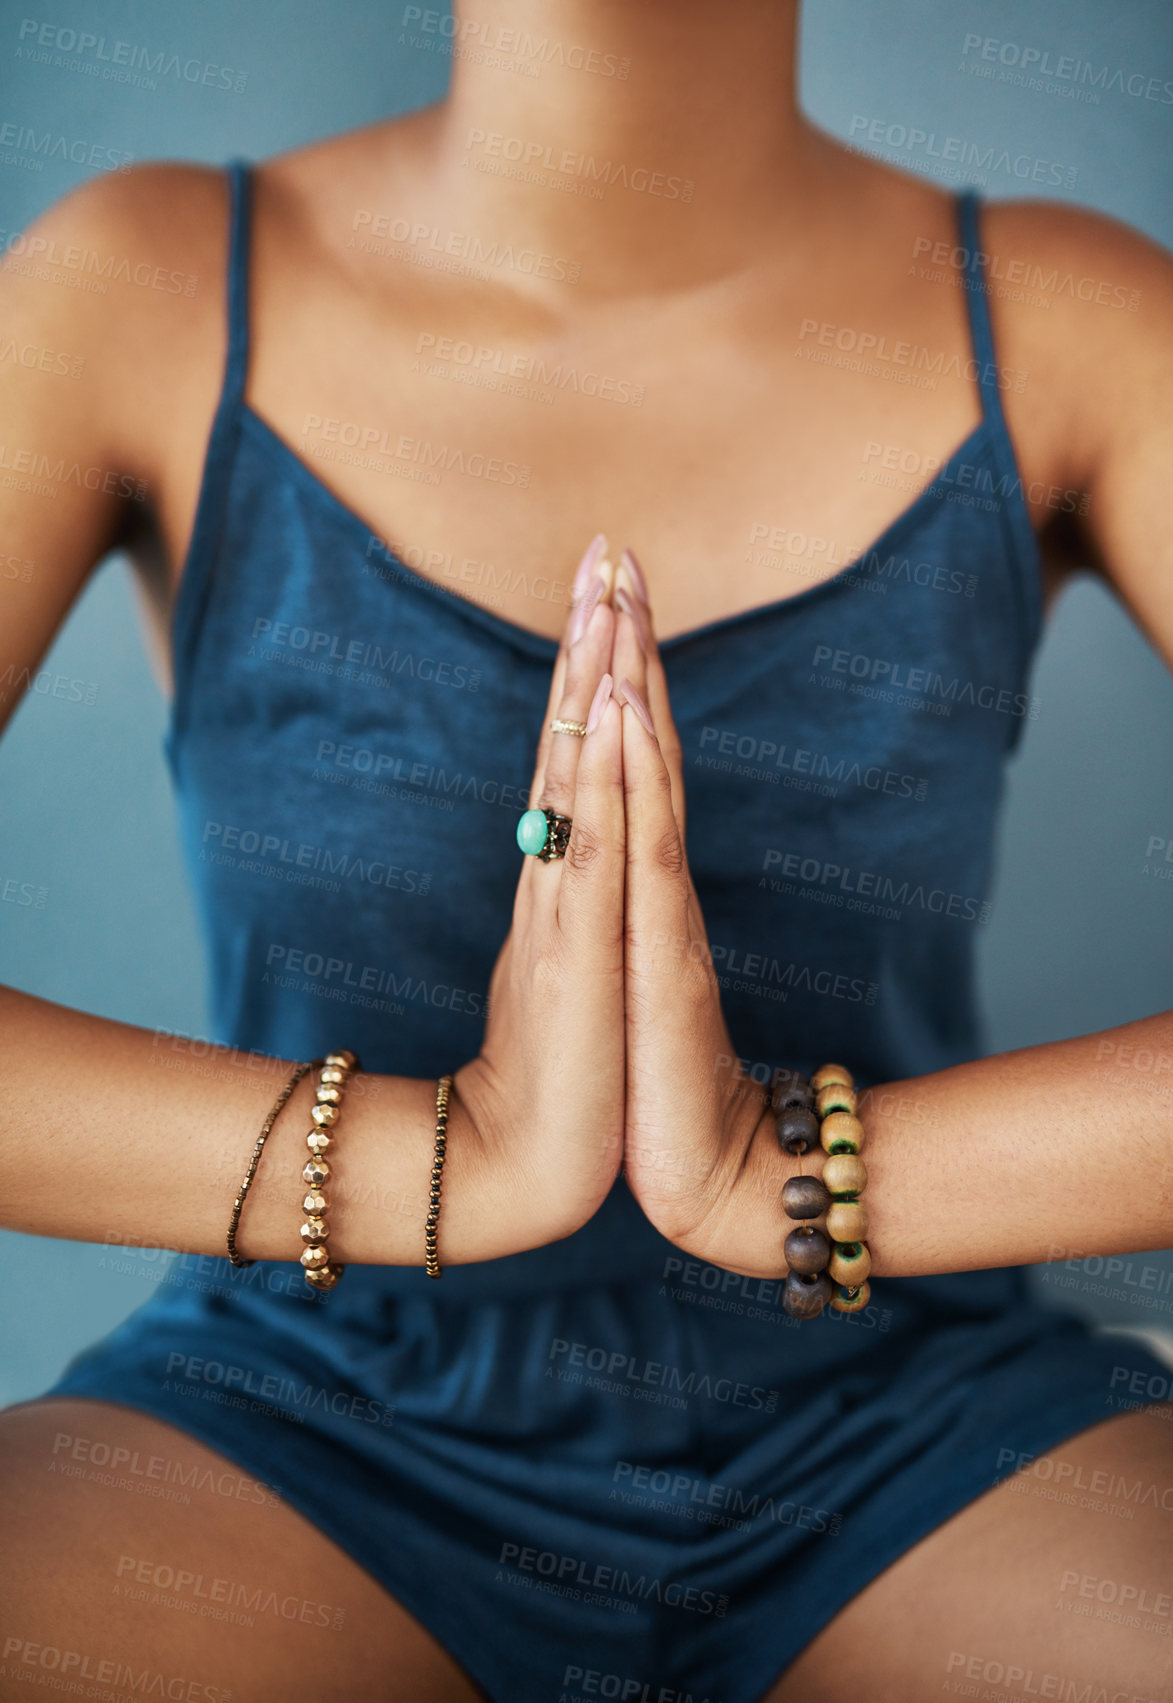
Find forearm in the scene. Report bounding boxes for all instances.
[1,983,515,1266]
[860,1011,1173,1278]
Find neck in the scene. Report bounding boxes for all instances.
[410,0,827,290]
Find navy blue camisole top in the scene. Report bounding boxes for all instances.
[51,164,1173,1700]
[167,163,1040,1312]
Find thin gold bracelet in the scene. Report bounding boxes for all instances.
[226,1059,318,1268]
[425,1074,453,1278]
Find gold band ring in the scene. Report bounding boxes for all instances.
[549,717,588,737]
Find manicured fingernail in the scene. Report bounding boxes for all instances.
[586,671,613,734]
[615,586,650,654]
[617,677,655,737]
[620,547,649,604]
[568,574,604,646]
[573,533,608,599]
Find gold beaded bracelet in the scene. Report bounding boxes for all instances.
[298,1049,359,1291]
[425,1074,453,1278]
[226,1059,318,1267]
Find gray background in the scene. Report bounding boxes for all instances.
[1,0,1171,1403]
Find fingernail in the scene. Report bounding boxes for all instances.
[586,671,613,734]
[617,676,655,737]
[568,574,604,646]
[614,586,650,654]
[620,547,649,604]
[573,533,608,600]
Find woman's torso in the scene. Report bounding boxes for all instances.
[155,136,1049,1310]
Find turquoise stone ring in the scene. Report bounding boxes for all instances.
[517,809,549,856]
[516,806,572,861]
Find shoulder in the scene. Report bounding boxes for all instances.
[978,196,1172,312]
[977,198,1173,481]
[3,160,232,327]
[33,157,228,240]
[977,198,1173,646]
[0,124,404,498]
[834,151,1173,623]
[0,162,234,478]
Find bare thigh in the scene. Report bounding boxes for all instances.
[0,1397,486,1703]
[762,1407,1173,1703]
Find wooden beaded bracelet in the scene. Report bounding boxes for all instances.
[772,1062,871,1320]
[298,1049,359,1291]
[815,1064,872,1314]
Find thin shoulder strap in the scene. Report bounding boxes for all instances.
[165,157,253,760]
[955,188,1044,688]
[222,156,252,409]
[955,189,1006,424]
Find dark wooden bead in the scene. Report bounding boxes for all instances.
[770,1069,815,1113]
[781,1175,832,1220]
[784,1226,831,1275]
[782,1269,833,1319]
[775,1106,819,1155]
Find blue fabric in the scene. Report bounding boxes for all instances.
[47,161,1169,1699]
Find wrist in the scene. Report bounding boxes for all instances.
[240,1069,442,1268]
